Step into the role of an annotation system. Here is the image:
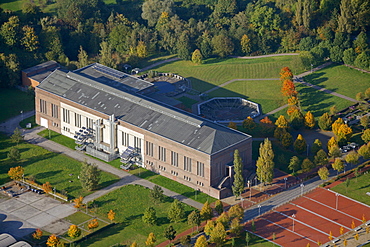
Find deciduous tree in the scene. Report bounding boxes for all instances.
[131,241,138,247]
[216,212,230,228]
[256,138,275,185]
[145,232,156,247]
[168,199,185,223]
[332,158,345,173]
[88,218,99,230]
[142,0,174,27]
[294,134,307,154]
[8,166,24,180]
[232,149,244,199]
[301,158,314,172]
[209,222,226,246]
[7,147,20,162]
[358,143,370,159]
[289,156,300,173]
[318,167,329,180]
[73,196,83,208]
[191,49,203,64]
[275,115,289,129]
[360,116,370,129]
[329,145,341,158]
[32,229,43,240]
[230,217,242,237]
[150,185,165,203]
[80,161,101,191]
[228,121,237,130]
[200,201,213,221]
[11,128,23,145]
[228,204,243,220]
[281,79,297,97]
[215,200,224,215]
[361,129,370,143]
[163,225,176,243]
[204,220,215,236]
[260,116,275,135]
[304,111,316,129]
[107,209,115,222]
[280,67,293,81]
[188,210,201,231]
[142,207,157,225]
[243,117,256,130]
[21,25,39,51]
[68,224,81,238]
[281,132,293,148]
[137,41,148,58]
[77,46,88,68]
[345,151,359,165]
[42,182,52,193]
[194,235,207,247]
[241,34,251,55]
[46,234,60,247]
[311,139,322,155]
[212,34,234,58]
[318,113,332,130]
[314,149,328,166]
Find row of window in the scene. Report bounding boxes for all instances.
[121,131,142,150]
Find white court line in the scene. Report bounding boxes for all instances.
[261,217,317,244]
[291,203,351,230]
[274,210,332,237]
[302,194,363,222]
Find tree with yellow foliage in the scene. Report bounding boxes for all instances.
[275,115,289,129]
[243,116,256,130]
[108,209,115,222]
[73,196,84,209]
[88,218,99,230]
[294,134,307,154]
[332,118,345,136]
[228,122,237,130]
[304,111,316,129]
[32,229,43,240]
[42,182,52,194]
[8,166,24,181]
[145,232,156,247]
[68,224,81,238]
[327,137,338,151]
[46,234,60,247]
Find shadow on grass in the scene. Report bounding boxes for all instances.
[78,223,127,246]
[157,216,171,225]
[36,170,63,180]
[98,178,121,189]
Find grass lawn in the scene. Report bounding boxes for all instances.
[0,0,23,11]
[331,169,370,205]
[77,184,195,247]
[0,133,119,199]
[19,115,37,129]
[129,167,216,204]
[304,64,370,99]
[38,129,76,149]
[208,79,284,114]
[223,231,271,247]
[0,89,34,122]
[152,56,305,92]
[176,96,198,109]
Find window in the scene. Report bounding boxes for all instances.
[86,117,93,129]
[62,108,70,123]
[159,146,166,162]
[74,113,81,128]
[171,151,178,167]
[51,104,58,118]
[184,156,192,172]
[134,136,141,151]
[122,132,129,146]
[197,161,205,177]
[40,99,47,114]
[146,141,153,156]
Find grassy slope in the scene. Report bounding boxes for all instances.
[0,89,34,122]
[304,64,370,99]
[0,133,119,198]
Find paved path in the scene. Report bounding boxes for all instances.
[0,112,203,210]
[139,57,180,72]
[231,53,299,59]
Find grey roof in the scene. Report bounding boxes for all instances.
[22,60,59,74]
[38,67,251,155]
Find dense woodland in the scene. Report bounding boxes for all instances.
[0,0,369,88]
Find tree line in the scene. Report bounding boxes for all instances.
[0,0,369,88]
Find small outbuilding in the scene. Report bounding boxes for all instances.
[21,60,60,88]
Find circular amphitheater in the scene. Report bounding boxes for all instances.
[197,97,260,123]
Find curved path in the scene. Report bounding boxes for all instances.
[231,53,299,59]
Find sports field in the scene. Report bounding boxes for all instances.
[246,187,370,246]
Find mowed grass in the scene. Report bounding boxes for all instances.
[304,64,370,99]
[0,89,34,122]
[331,169,370,206]
[152,56,305,92]
[78,184,195,247]
[0,133,119,198]
[129,168,216,204]
[208,79,284,114]
[0,0,23,11]
[38,129,76,149]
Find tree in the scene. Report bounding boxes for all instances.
[168,199,185,223]
[8,166,24,180]
[0,16,20,47]
[294,134,307,154]
[281,79,297,97]
[192,49,203,64]
[46,234,60,247]
[80,161,101,191]
[318,113,332,130]
[68,224,81,238]
[361,129,370,143]
[228,204,244,220]
[314,149,328,166]
[280,67,293,81]
[311,139,322,155]
[21,25,38,51]
[232,149,244,199]
[304,111,316,129]
[32,229,43,240]
[216,212,230,228]
[256,138,275,185]
[209,222,226,246]
[200,201,213,221]
[329,105,338,116]
[358,143,370,159]
[142,0,174,26]
[337,0,353,33]
[73,196,83,208]
[177,33,191,60]
[327,137,338,151]
[188,210,201,231]
[180,235,191,247]
[260,116,275,136]
[289,109,304,130]
[301,158,314,172]
[163,225,176,243]
[88,218,99,230]
[99,41,115,68]
[241,34,251,55]
[343,48,357,65]
[281,132,293,148]
[215,200,224,215]
[7,147,20,163]
[200,31,212,59]
[365,88,370,99]
[318,167,329,180]
[137,41,148,58]
[245,232,251,246]
[360,116,369,129]
[150,185,165,203]
[204,220,215,236]
[230,217,242,236]
[130,241,138,247]
[243,117,256,131]
[212,34,234,58]
[345,151,359,165]
[11,128,23,145]
[145,232,156,247]
[228,122,237,130]
[289,156,300,173]
[332,158,345,173]
[275,115,289,129]
[42,182,52,193]
[329,145,341,158]
[77,46,88,68]
[107,209,115,222]
[274,127,286,141]
[142,207,157,225]
[356,92,365,102]
[194,235,207,247]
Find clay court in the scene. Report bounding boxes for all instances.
[245,187,370,246]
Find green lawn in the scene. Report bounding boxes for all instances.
[0,89,34,122]
[304,64,370,99]
[0,133,119,199]
[129,167,216,204]
[19,115,37,129]
[176,96,198,109]
[331,168,370,205]
[0,0,23,11]
[77,184,195,247]
[209,79,284,114]
[223,231,271,247]
[38,129,76,149]
[152,56,305,92]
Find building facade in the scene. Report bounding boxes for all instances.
[34,63,252,199]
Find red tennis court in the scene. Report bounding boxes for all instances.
[245,187,370,246]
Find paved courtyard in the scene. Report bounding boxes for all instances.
[0,191,76,238]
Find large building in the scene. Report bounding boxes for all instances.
[34,63,252,199]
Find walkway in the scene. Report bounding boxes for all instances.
[231,53,299,59]
[0,112,203,210]
[139,57,180,73]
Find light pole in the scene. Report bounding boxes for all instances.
[284,177,287,189]
[335,193,339,210]
[258,204,261,216]
[307,144,309,156]
[21,110,23,121]
[53,187,56,199]
[292,214,296,231]
[300,183,304,196]
[248,180,251,200]
[311,64,313,74]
